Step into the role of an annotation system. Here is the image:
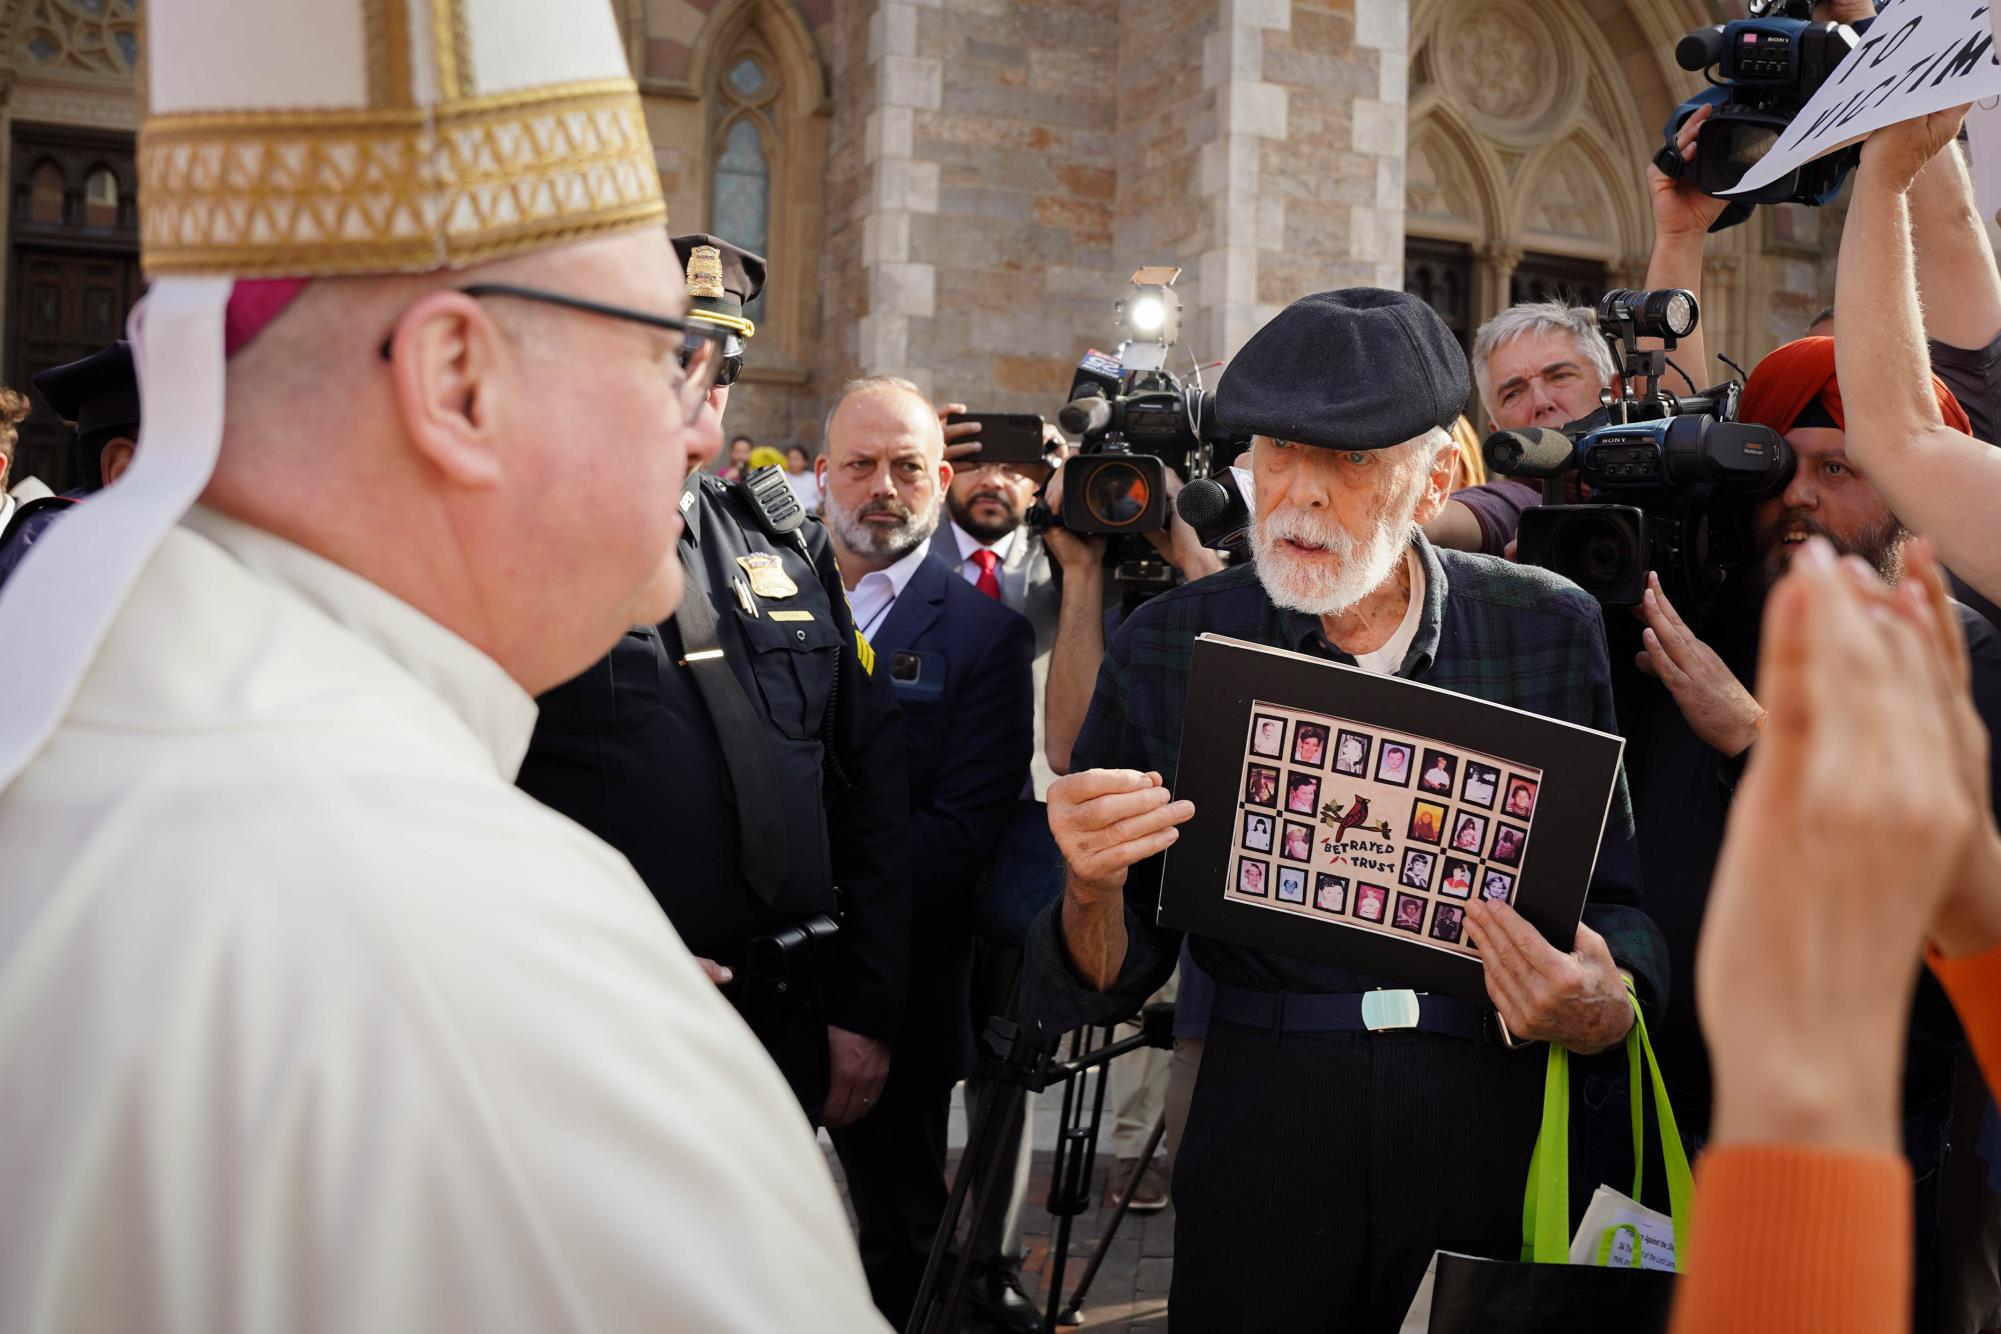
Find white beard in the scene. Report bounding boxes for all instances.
[1252,492,1417,616]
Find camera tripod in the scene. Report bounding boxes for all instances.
[907,1002,1176,1334]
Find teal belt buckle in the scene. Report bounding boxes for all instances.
[1361,988,1421,1032]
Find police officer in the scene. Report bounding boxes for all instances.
[0,342,140,586]
[517,235,911,1128]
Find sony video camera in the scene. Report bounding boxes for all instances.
[1051,267,1247,538]
[1657,0,1863,218]
[1485,288,1792,611]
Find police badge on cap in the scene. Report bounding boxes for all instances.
[672,233,766,363]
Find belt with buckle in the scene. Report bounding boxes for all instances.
[1208,983,1498,1044]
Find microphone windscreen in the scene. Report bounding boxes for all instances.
[1483,427,1576,479]
[1176,477,1232,530]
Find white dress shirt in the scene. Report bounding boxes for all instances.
[949,518,1016,588]
[0,507,887,1333]
[850,538,934,639]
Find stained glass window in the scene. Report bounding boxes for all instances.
[714,119,770,324]
[29,162,64,225]
[19,0,140,74]
[729,58,766,97]
[83,166,118,228]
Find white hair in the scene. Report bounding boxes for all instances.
[1470,302,1617,420]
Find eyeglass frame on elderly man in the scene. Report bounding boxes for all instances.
[376,282,730,419]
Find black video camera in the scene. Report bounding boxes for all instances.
[1658,0,1862,221]
[1486,289,1792,611]
[1054,353,1243,537]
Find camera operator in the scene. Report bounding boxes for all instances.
[1022,289,1665,1330]
[1618,327,2001,1331]
[1424,100,1729,557]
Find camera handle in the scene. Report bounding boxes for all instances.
[906,1004,1175,1334]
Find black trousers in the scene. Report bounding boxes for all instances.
[727,981,829,1121]
[1169,1018,1548,1333]
[830,1068,953,1329]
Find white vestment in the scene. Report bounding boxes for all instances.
[0,507,888,1333]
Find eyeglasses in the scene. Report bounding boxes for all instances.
[377,282,729,420]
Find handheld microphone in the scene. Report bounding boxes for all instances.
[1058,348,1125,436]
[1483,427,1577,480]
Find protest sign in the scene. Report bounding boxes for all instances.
[1728,0,2001,197]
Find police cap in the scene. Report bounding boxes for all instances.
[1216,288,1469,450]
[672,232,766,359]
[32,341,139,450]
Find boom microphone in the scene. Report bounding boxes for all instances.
[1483,427,1577,480]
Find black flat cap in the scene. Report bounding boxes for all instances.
[33,342,139,448]
[672,232,766,357]
[1216,289,1469,450]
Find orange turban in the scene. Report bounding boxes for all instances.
[1737,335,1970,436]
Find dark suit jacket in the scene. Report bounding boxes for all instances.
[876,554,1035,1081]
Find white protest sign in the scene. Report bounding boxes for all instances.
[1726,0,2001,197]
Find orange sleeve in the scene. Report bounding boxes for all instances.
[1929,941,2001,1097]
[1670,1145,1911,1334]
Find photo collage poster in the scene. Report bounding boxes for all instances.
[1228,698,1543,960]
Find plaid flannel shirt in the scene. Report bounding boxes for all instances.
[1021,531,1665,1037]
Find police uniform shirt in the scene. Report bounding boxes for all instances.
[518,474,908,1040]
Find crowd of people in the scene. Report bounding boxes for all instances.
[4,2,2001,1332]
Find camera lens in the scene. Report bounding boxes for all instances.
[1552,511,1642,601]
[1084,460,1152,529]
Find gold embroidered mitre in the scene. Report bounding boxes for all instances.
[138,0,666,277]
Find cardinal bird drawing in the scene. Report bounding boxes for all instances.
[1320,795,1393,849]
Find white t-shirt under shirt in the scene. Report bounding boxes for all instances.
[1350,547,1424,676]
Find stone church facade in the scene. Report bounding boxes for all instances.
[0,0,1830,484]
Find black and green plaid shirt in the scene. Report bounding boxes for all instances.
[1022,531,1665,1036]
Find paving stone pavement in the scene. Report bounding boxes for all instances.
[827,1146,1174,1333]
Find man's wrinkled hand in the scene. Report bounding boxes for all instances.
[1048,768,1195,906]
[822,1026,891,1129]
[1635,571,1764,756]
[1467,904,1634,1054]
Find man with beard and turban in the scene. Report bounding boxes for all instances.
[816,374,1035,1329]
[1018,289,1664,1331]
[1620,333,2001,1333]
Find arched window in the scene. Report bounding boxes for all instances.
[712,51,779,326]
[83,166,119,229]
[28,162,65,225]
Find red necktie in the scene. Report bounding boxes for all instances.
[972,548,1002,601]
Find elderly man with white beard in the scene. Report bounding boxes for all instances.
[1019,290,1664,1333]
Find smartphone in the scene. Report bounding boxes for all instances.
[944,412,1049,465]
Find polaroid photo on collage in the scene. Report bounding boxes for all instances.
[1314,873,1348,914]
[1392,892,1427,934]
[1291,722,1330,769]
[1462,761,1500,810]
[1504,774,1540,821]
[1449,810,1489,856]
[1399,847,1436,891]
[1242,810,1274,853]
[1250,714,1287,759]
[1237,857,1271,897]
[1276,866,1307,904]
[1417,748,1458,797]
[1375,739,1415,787]
[1333,729,1371,778]
[1354,882,1389,923]
[1491,822,1527,868]
[1284,772,1320,816]
[1430,902,1466,944]
[1439,857,1476,899]
[1481,867,1516,903]
[1407,799,1447,846]
[1281,821,1314,862]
